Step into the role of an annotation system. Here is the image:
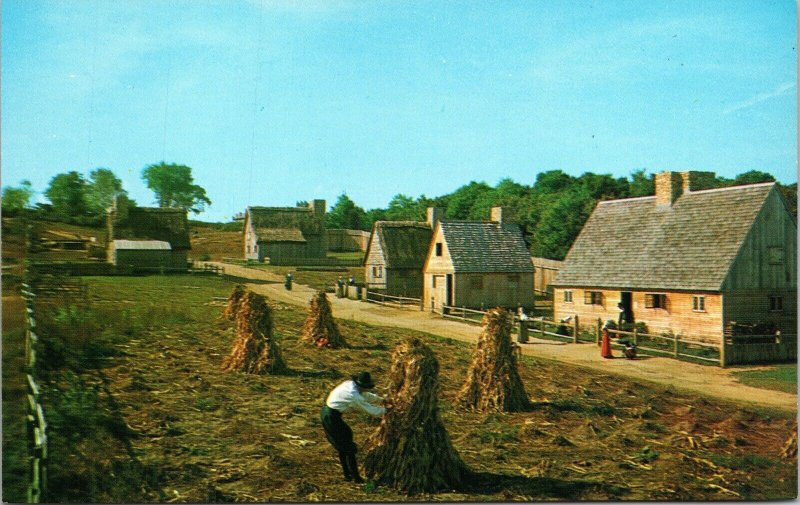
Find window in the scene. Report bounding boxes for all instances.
[372,265,383,278]
[470,275,484,289]
[769,296,783,311]
[692,295,705,312]
[435,243,443,256]
[768,247,784,265]
[645,293,667,309]
[564,290,573,303]
[584,291,602,305]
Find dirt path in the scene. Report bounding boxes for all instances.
[210,262,797,412]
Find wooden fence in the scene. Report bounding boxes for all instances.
[20,283,48,503]
[606,327,720,365]
[518,316,583,343]
[723,333,797,365]
[364,290,423,310]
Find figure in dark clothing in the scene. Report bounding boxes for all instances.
[320,372,386,482]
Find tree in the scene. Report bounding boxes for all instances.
[2,180,34,215]
[385,194,421,221]
[44,171,88,218]
[445,181,492,219]
[629,169,654,197]
[86,168,126,215]
[326,193,366,230]
[532,186,595,260]
[141,162,211,213]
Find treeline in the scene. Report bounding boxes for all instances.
[1,163,210,226]
[326,169,797,260]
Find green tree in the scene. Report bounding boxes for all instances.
[629,169,655,197]
[86,168,126,215]
[733,170,776,185]
[326,193,366,230]
[445,181,492,219]
[44,171,88,218]
[532,187,595,260]
[385,194,422,221]
[141,162,211,213]
[1,180,34,215]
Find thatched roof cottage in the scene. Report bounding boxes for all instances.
[243,200,326,263]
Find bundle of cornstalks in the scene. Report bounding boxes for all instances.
[363,337,469,494]
[456,307,531,412]
[300,291,346,348]
[223,284,247,321]
[222,290,287,374]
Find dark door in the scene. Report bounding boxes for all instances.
[620,291,633,325]
[446,274,454,306]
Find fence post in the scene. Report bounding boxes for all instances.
[633,327,638,347]
[596,318,601,346]
[719,336,727,368]
[673,332,679,357]
[572,315,579,343]
[462,306,466,322]
[540,318,545,338]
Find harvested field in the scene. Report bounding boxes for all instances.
[22,275,799,501]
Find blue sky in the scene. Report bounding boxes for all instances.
[2,0,796,222]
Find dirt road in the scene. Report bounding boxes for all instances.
[210,262,797,412]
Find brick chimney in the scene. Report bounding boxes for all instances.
[490,206,503,224]
[426,207,444,227]
[655,172,683,208]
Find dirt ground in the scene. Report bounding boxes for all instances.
[207,262,798,412]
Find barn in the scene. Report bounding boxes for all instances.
[422,207,534,311]
[552,171,797,346]
[363,208,443,297]
[243,200,326,263]
[107,197,190,270]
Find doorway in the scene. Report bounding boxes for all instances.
[620,291,634,326]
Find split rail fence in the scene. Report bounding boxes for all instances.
[20,282,48,503]
[364,290,422,310]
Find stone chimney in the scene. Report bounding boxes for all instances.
[490,206,503,224]
[426,207,444,228]
[310,199,326,219]
[655,172,683,208]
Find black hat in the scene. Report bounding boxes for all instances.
[352,371,376,389]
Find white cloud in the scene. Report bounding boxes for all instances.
[722,82,796,114]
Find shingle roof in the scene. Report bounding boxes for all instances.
[553,183,775,291]
[113,207,190,249]
[257,228,307,243]
[112,240,172,250]
[439,221,533,273]
[247,206,322,242]
[374,221,433,269]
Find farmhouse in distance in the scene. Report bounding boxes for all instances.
[242,200,327,263]
[363,207,443,297]
[553,170,797,347]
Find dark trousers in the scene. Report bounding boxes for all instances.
[321,406,362,481]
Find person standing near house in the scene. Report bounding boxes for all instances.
[601,320,614,359]
[321,372,387,483]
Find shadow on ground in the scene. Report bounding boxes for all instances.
[465,471,628,500]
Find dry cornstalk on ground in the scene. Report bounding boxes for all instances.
[456,307,531,412]
[223,284,247,321]
[222,290,288,374]
[781,427,797,459]
[300,290,347,348]
[363,337,469,494]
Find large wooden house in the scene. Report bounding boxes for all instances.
[552,171,797,344]
[363,208,443,296]
[243,200,326,262]
[422,207,534,311]
[106,196,191,270]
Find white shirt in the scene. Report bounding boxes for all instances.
[326,380,386,417]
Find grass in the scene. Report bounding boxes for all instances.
[14,273,799,502]
[732,365,797,394]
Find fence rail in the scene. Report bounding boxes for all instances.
[364,290,422,310]
[21,281,48,503]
